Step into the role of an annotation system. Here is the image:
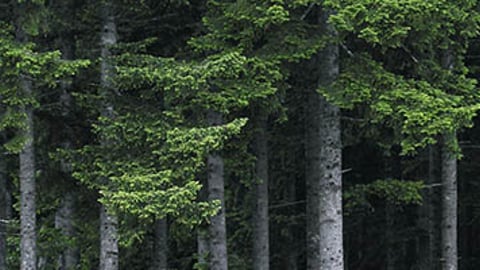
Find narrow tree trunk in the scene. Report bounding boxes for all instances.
[306,7,343,270]
[207,110,228,270]
[56,9,79,268]
[0,150,8,269]
[417,145,438,270]
[15,4,37,268]
[99,205,119,270]
[151,218,168,270]
[197,184,210,268]
[55,191,78,270]
[252,110,269,270]
[197,226,209,268]
[385,204,395,270]
[19,79,36,270]
[99,2,119,270]
[441,132,457,270]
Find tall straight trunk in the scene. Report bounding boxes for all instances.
[252,109,269,270]
[151,218,168,270]
[15,3,37,269]
[55,191,78,270]
[19,76,36,270]
[56,7,79,268]
[0,150,8,269]
[385,204,395,270]
[207,110,228,270]
[99,2,119,270]
[197,226,209,267]
[306,7,343,270]
[197,185,209,267]
[441,132,457,270]
[417,145,438,270]
[99,205,119,270]
[440,49,457,270]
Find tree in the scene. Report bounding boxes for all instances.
[99,1,119,269]
[252,107,269,270]
[305,6,343,270]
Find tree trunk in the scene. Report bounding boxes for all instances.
[197,184,210,268]
[207,110,228,270]
[15,3,37,268]
[151,218,168,270]
[99,2,119,270]
[441,132,457,270]
[56,9,79,268]
[252,109,269,270]
[306,7,343,270]
[0,149,8,270]
[19,78,36,270]
[197,226,209,268]
[55,191,78,270]
[99,205,119,270]
[417,145,438,270]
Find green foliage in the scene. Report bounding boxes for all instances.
[66,111,247,227]
[0,22,89,152]
[344,179,424,213]
[325,0,480,49]
[325,54,480,154]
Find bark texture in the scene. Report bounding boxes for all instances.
[19,79,36,270]
[152,218,168,270]
[99,2,119,270]
[207,110,228,270]
[100,205,119,270]
[306,7,343,270]
[55,191,78,270]
[0,150,8,270]
[15,4,37,268]
[440,49,457,270]
[417,145,439,270]
[252,110,269,270]
[441,132,457,270]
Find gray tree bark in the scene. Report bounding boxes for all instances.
[417,145,439,270]
[0,149,8,270]
[55,191,78,270]
[207,110,228,270]
[441,132,457,270]
[306,7,343,270]
[252,109,269,270]
[151,218,168,270]
[197,185,210,267]
[440,48,457,270]
[15,3,37,269]
[100,205,119,270]
[19,73,37,270]
[99,2,119,270]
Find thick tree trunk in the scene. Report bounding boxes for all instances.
[252,110,269,270]
[151,218,168,270]
[441,132,457,270]
[99,2,119,270]
[306,7,343,270]
[207,110,228,270]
